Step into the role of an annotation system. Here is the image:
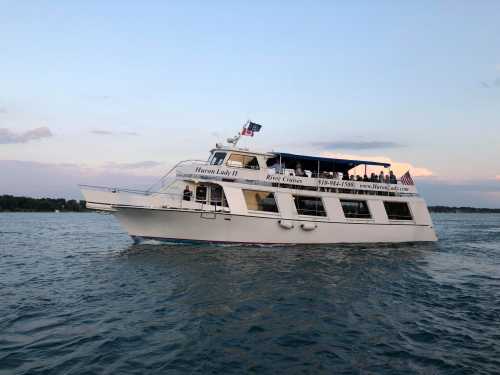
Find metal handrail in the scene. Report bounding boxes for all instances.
[79,184,183,197]
[146,159,208,193]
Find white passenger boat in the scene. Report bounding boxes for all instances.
[80,123,437,244]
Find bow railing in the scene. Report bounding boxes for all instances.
[146,159,207,193]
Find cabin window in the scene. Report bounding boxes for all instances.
[195,185,208,203]
[293,195,327,216]
[243,190,278,213]
[210,152,227,166]
[340,199,371,219]
[210,185,228,207]
[384,201,413,220]
[227,153,260,169]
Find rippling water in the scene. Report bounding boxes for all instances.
[1,213,500,374]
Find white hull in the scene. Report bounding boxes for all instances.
[113,207,437,244]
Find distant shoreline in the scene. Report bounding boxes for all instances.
[0,195,87,212]
[428,206,500,213]
[1,195,499,213]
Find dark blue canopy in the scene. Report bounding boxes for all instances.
[275,152,390,173]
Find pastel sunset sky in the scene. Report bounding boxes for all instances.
[1,1,499,207]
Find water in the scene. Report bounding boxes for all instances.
[1,213,499,374]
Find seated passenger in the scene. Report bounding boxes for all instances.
[342,172,349,181]
[370,173,377,182]
[379,171,385,183]
[356,175,362,181]
[349,175,355,180]
[332,171,339,179]
[363,174,369,182]
[183,185,192,201]
[384,174,390,184]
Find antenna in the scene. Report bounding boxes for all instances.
[227,120,250,147]
[227,133,241,147]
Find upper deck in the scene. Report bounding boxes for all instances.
[175,146,418,196]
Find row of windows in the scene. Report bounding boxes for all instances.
[242,190,413,220]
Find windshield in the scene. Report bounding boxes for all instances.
[209,152,227,166]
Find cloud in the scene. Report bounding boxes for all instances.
[104,161,164,169]
[0,160,162,199]
[84,95,113,101]
[91,130,113,135]
[91,129,139,136]
[311,141,403,150]
[0,126,53,144]
[480,77,500,88]
[417,178,500,208]
[95,95,112,100]
[89,160,168,178]
[321,152,434,177]
[210,131,221,138]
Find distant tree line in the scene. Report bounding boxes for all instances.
[0,195,87,212]
[428,206,500,213]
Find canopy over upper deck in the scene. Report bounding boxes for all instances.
[272,152,390,174]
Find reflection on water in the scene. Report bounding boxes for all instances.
[0,213,499,374]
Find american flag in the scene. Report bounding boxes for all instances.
[241,126,254,137]
[241,121,263,137]
[401,170,414,185]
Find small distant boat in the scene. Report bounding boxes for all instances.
[54,209,60,213]
[80,122,437,244]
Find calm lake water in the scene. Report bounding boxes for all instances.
[1,213,499,374]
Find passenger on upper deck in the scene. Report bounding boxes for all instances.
[389,170,397,184]
[295,162,306,177]
[379,171,385,183]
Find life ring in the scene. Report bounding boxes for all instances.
[278,220,294,229]
[300,223,317,231]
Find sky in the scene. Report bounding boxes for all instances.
[1,1,500,207]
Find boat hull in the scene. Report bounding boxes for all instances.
[114,207,438,244]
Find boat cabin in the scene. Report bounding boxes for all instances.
[173,146,417,218]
